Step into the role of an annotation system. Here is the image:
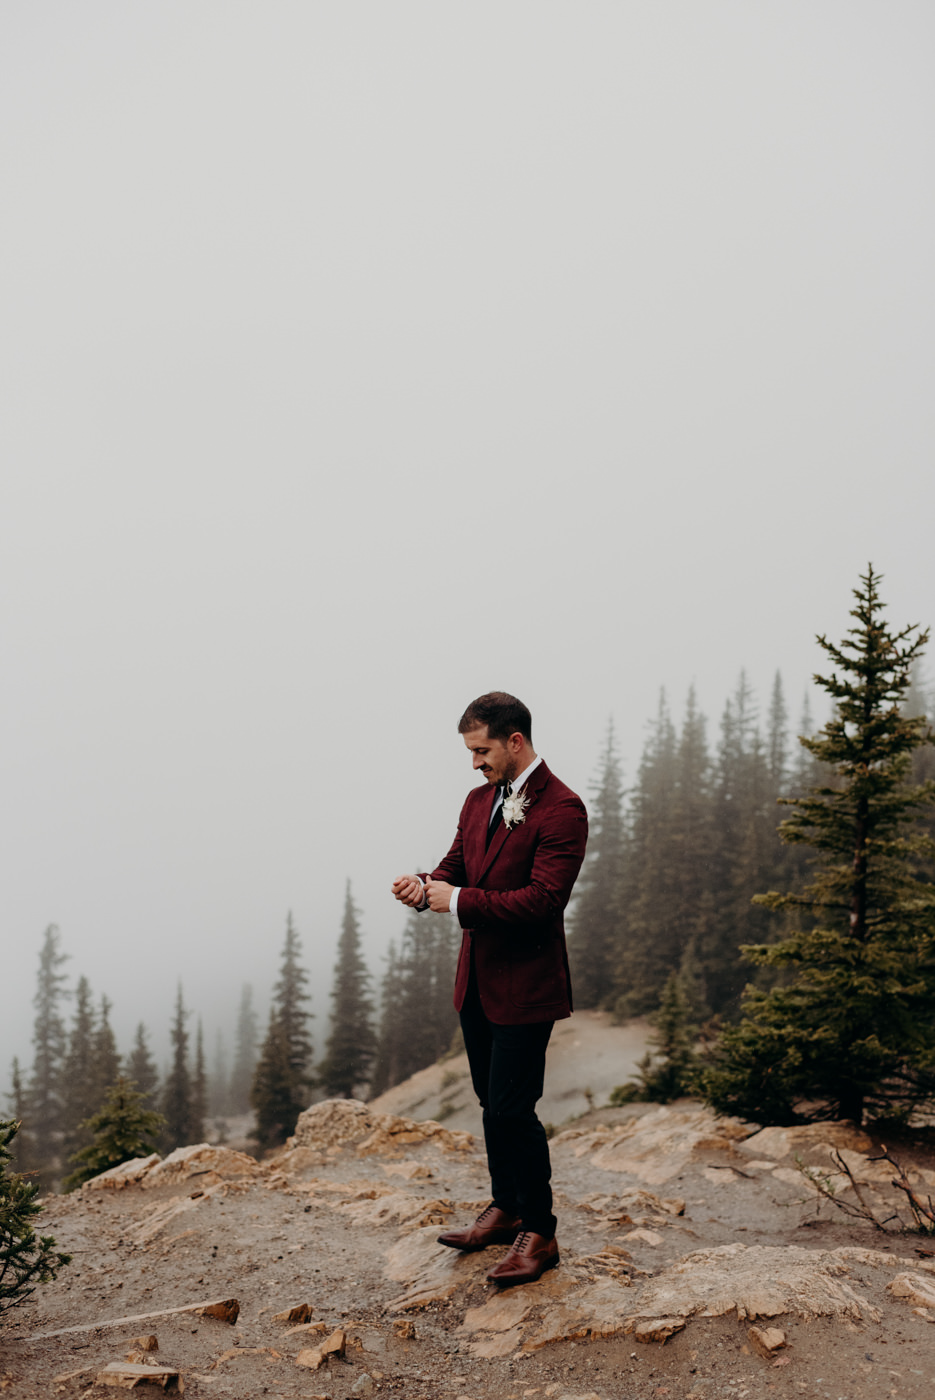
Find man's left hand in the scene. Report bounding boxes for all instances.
[424,877,455,913]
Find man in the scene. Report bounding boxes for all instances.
[392,692,588,1288]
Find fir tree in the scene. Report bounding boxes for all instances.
[669,687,716,1018]
[251,1014,295,1150]
[369,942,405,1097]
[700,673,779,1015]
[5,1061,30,1175]
[191,1021,207,1144]
[705,567,935,1125]
[0,1120,70,1315]
[612,692,679,1016]
[611,971,699,1104]
[251,914,313,1149]
[27,926,69,1188]
[370,910,460,1094]
[61,977,99,1166]
[92,996,120,1102]
[569,720,625,1009]
[160,985,194,1151]
[62,1079,164,1192]
[319,883,377,1098]
[210,1030,231,1118]
[767,670,789,791]
[229,985,259,1115]
[125,1024,159,1109]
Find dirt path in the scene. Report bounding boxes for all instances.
[3,1099,935,1399]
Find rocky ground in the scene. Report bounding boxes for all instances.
[3,1090,935,1398]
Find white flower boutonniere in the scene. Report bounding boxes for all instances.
[502,788,530,830]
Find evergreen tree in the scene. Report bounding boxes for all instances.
[251,913,313,1149]
[92,996,120,1102]
[319,883,377,1098]
[191,1020,206,1144]
[611,971,699,1104]
[905,665,935,871]
[250,1014,294,1150]
[26,926,69,1188]
[160,985,194,1151]
[569,721,625,1009]
[125,1024,159,1109]
[370,910,460,1093]
[0,1119,70,1315]
[210,1030,231,1118]
[62,1079,164,1192]
[612,692,680,1016]
[5,1060,30,1175]
[669,687,716,1018]
[229,985,259,1115]
[704,567,935,1125]
[61,977,99,1166]
[369,942,405,1097]
[700,673,779,1015]
[767,670,789,791]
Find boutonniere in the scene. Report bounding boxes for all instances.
[502,788,530,830]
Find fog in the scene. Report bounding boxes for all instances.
[2,2,933,1081]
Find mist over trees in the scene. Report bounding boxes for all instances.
[569,670,846,1022]
[7,569,934,1180]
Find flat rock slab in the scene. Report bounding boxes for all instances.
[632,1244,881,1322]
[96,1361,180,1390]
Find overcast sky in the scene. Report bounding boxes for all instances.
[2,2,933,1085]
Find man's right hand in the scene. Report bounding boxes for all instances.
[391,875,425,907]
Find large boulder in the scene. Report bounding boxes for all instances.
[284,1099,474,1158]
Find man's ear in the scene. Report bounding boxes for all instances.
[508,731,524,753]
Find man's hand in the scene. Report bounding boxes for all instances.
[425,877,455,913]
[391,875,425,907]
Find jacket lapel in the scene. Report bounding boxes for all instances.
[475,762,551,882]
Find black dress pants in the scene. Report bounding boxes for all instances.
[459,959,556,1239]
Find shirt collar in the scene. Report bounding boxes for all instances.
[510,754,542,794]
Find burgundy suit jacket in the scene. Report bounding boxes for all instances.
[423,762,588,1026]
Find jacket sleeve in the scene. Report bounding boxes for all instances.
[455,797,588,930]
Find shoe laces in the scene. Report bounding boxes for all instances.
[512,1230,532,1252]
[476,1203,499,1225]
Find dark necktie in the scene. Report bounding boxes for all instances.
[486,781,512,850]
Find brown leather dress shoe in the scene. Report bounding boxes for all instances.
[437,1204,523,1252]
[485,1231,559,1287]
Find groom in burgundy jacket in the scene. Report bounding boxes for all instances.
[392,692,588,1287]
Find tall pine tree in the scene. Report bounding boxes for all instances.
[370,910,460,1094]
[191,1020,207,1144]
[612,692,679,1016]
[61,977,99,1166]
[125,1024,159,1110]
[160,985,194,1151]
[705,567,935,1125]
[251,913,313,1149]
[229,985,259,1115]
[569,721,625,1009]
[27,926,69,1189]
[318,884,377,1099]
[92,996,120,1102]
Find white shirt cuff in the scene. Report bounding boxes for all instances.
[449,886,460,915]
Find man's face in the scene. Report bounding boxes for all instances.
[462,726,519,784]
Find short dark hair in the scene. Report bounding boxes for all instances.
[458,692,533,744]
